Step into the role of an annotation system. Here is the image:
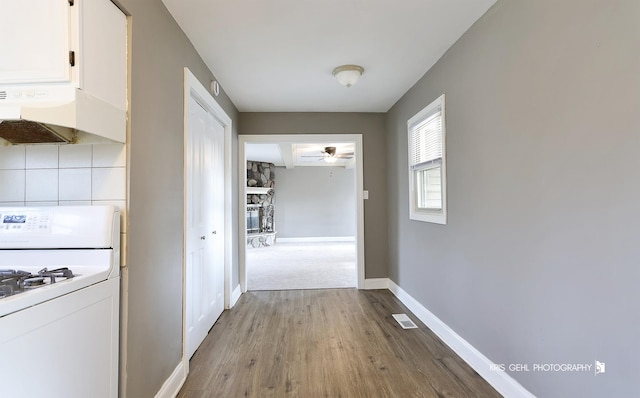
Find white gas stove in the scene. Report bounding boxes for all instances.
[0,205,120,398]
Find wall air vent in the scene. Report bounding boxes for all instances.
[0,91,6,100]
[392,313,418,329]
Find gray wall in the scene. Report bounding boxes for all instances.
[240,113,388,278]
[386,1,639,396]
[116,0,239,396]
[274,166,356,239]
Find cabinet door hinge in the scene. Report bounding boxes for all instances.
[69,51,76,67]
[68,0,74,6]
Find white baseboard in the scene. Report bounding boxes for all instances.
[386,279,535,398]
[154,360,186,398]
[362,278,389,290]
[231,283,242,307]
[277,236,355,243]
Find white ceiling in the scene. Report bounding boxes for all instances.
[246,142,356,168]
[161,0,495,112]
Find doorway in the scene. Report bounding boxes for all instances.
[238,134,365,293]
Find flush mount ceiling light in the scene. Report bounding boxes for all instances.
[332,64,364,88]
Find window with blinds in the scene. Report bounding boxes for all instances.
[407,94,447,224]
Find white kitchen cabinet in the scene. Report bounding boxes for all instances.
[0,1,71,84]
[0,0,127,112]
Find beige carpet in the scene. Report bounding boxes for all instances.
[246,241,356,290]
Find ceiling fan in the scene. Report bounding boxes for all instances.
[301,146,354,163]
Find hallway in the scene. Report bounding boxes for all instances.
[177,289,500,397]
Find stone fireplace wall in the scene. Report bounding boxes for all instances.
[247,161,276,244]
[247,161,275,189]
[247,161,275,207]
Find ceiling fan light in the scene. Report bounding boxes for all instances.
[324,146,337,156]
[332,65,364,88]
[324,156,338,163]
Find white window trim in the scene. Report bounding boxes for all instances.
[407,94,447,224]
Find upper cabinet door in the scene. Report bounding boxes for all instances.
[0,0,72,84]
[81,0,127,111]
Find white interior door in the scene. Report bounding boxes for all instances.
[185,96,225,359]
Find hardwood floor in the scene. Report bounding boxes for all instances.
[177,289,501,398]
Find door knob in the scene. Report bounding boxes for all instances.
[200,236,206,240]
[212,231,217,235]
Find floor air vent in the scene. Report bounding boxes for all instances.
[392,313,418,329]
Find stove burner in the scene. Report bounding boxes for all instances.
[0,269,31,278]
[24,277,45,288]
[0,285,14,298]
[39,267,75,281]
[0,268,75,298]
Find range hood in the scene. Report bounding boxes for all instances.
[0,86,126,145]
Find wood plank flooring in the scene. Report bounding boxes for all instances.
[177,289,501,398]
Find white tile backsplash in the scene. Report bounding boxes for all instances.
[92,167,126,201]
[0,146,26,169]
[2,143,128,269]
[0,170,26,201]
[26,145,59,169]
[0,202,25,207]
[59,168,92,200]
[59,145,92,168]
[59,201,92,206]
[26,169,59,201]
[1,144,126,206]
[93,143,126,167]
[25,201,58,207]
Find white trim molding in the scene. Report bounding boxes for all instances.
[387,279,535,398]
[407,94,447,225]
[230,284,242,308]
[154,361,186,398]
[362,278,389,290]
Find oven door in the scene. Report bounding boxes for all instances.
[0,278,119,398]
